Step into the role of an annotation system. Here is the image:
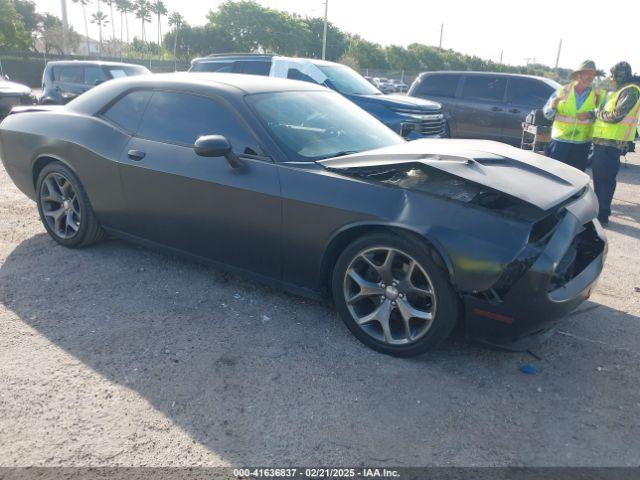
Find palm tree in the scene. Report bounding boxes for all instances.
[105,0,117,46]
[90,11,109,57]
[168,11,184,67]
[134,0,151,45]
[115,0,132,53]
[71,0,92,55]
[151,1,167,58]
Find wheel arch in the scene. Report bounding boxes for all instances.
[318,222,456,299]
[32,154,76,189]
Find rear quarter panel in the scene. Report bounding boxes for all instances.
[0,110,129,228]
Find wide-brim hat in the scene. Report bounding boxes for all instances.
[571,60,597,78]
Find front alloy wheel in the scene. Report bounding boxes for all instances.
[333,232,458,356]
[344,247,436,345]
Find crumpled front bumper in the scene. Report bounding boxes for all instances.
[462,187,607,350]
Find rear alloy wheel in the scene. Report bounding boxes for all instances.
[40,172,81,239]
[36,162,106,248]
[333,233,458,356]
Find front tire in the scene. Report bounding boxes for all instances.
[36,161,106,248]
[332,232,458,357]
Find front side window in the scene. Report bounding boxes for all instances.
[137,91,260,154]
[461,76,506,102]
[102,90,152,133]
[248,90,404,162]
[317,64,381,96]
[510,78,555,106]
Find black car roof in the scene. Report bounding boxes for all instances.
[68,72,328,114]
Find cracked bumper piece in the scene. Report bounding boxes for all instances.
[462,189,607,351]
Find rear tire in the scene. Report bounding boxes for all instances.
[36,161,106,248]
[332,231,458,357]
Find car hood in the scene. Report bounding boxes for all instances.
[317,139,590,211]
[0,80,31,95]
[350,93,441,112]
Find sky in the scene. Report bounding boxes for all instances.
[33,0,640,72]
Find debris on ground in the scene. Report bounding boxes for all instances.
[519,364,538,375]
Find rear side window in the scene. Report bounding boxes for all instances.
[234,61,271,75]
[510,78,554,106]
[415,74,459,98]
[53,66,83,83]
[137,91,260,154]
[191,62,233,73]
[462,76,507,102]
[103,90,152,133]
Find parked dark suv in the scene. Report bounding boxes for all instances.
[190,54,446,139]
[40,61,150,105]
[408,72,560,145]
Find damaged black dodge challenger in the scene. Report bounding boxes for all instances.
[0,73,607,356]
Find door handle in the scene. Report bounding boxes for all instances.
[509,108,521,114]
[127,149,146,161]
[491,106,503,112]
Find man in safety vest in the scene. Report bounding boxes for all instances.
[543,60,601,171]
[591,61,640,226]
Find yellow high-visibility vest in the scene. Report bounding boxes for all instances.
[593,84,640,142]
[551,82,601,142]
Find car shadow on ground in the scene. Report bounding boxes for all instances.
[2,234,640,465]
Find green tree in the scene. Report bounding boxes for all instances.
[0,0,31,50]
[90,10,109,56]
[150,0,167,57]
[72,0,92,55]
[207,0,309,55]
[133,0,151,46]
[167,11,184,61]
[342,38,387,69]
[39,13,81,54]
[301,17,349,60]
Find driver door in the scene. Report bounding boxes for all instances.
[117,90,282,278]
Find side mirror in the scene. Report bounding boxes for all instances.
[194,135,242,168]
[94,79,105,86]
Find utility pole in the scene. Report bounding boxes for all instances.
[321,0,328,60]
[439,23,443,49]
[554,39,562,69]
[499,50,503,64]
[61,0,69,55]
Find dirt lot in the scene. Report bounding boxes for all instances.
[0,151,639,467]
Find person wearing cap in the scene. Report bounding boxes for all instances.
[591,61,640,226]
[543,60,602,171]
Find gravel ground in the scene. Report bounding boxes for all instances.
[0,151,639,467]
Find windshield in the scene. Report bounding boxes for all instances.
[317,64,381,96]
[248,90,404,162]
